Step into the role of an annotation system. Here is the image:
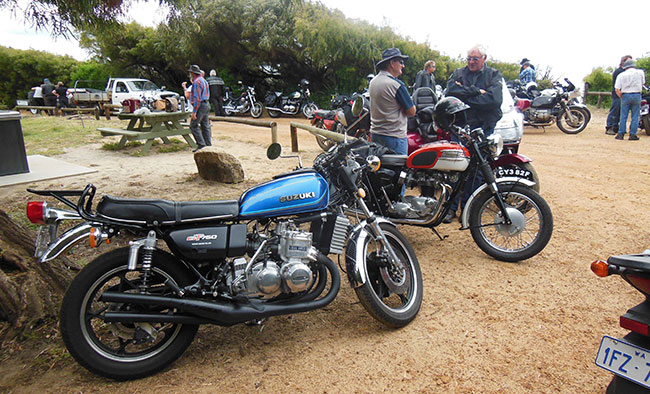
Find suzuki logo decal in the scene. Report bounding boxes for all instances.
[279,191,316,203]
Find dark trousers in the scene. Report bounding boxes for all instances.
[190,101,212,147]
[606,96,621,131]
[211,97,225,116]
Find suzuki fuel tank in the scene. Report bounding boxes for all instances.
[239,171,329,218]
[407,142,470,172]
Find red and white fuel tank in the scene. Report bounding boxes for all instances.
[406,141,470,172]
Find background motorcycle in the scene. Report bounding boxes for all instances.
[222,82,264,118]
[592,250,650,393]
[640,85,650,136]
[514,78,590,134]
[312,93,370,151]
[338,97,553,262]
[265,78,318,118]
[26,142,423,380]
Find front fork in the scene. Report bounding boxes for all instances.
[477,157,512,225]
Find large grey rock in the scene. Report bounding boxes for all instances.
[193,147,244,183]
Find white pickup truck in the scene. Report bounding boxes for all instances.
[106,78,180,107]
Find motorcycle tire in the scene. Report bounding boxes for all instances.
[267,108,281,118]
[642,116,650,136]
[60,247,198,381]
[468,184,553,262]
[557,107,588,134]
[302,103,318,119]
[494,162,540,193]
[250,102,263,118]
[354,222,423,328]
[313,119,336,151]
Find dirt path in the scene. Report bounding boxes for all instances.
[1,110,649,393]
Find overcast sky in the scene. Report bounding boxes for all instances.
[1,0,648,85]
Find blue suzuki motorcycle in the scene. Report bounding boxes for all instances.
[25,138,422,381]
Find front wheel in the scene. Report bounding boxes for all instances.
[468,184,553,262]
[302,102,318,119]
[250,102,263,118]
[60,247,198,380]
[493,162,540,193]
[354,222,423,328]
[557,107,588,134]
[313,119,336,151]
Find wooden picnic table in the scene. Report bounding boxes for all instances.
[97,111,197,153]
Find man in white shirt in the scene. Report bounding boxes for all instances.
[615,59,646,140]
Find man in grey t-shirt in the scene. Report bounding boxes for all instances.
[369,48,416,155]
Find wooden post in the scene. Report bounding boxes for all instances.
[290,124,298,152]
[208,116,278,145]
[597,95,602,109]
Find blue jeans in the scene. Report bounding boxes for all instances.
[371,133,408,155]
[619,93,641,136]
[190,101,212,147]
[606,96,621,130]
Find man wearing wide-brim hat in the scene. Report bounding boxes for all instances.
[187,64,212,151]
[368,48,416,158]
[614,59,646,141]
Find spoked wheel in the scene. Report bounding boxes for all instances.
[313,119,336,151]
[493,162,540,193]
[354,222,423,328]
[557,107,588,134]
[468,184,553,262]
[642,116,650,136]
[302,103,318,119]
[250,102,263,118]
[267,108,281,118]
[60,248,198,380]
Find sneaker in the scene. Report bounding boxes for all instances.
[615,134,624,140]
[629,135,640,141]
[605,129,616,135]
[442,211,456,224]
[192,145,205,152]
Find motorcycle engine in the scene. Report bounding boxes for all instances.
[530,109,551,122]
[283,104,296,112]
[230,224,317,299]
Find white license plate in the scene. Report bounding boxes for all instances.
[495,167,531,178]
[595,335,650,389]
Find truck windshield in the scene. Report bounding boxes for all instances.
[128,80,160,91]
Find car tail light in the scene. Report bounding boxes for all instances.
[26,201,47,224]
[627,274,650,296]
[620,316,650,336]
[591,260,610,277]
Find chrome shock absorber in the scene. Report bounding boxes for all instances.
[137,231,158,293]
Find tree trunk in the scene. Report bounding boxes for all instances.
[0,209,80,337]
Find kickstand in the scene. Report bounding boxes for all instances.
[431,227,448,241]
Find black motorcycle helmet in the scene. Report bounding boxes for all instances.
[434,97,470,131]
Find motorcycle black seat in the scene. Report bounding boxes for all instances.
[314,109,336,120]
[96,195,239,224]
[608,254,650,271]
[380,154,408,167]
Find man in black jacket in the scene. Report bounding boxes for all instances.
[443,45,503,223]
[606,55,632,135]
[445,45,503,136]
[206,69,225,116]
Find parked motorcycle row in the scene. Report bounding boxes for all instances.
[219,79,318,119]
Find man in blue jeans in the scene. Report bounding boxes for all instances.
[368,48,416,157]
[606,55,632,135]
[615,59,645,141]
[188,65,212,151]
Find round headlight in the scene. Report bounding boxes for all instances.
[487,134,504,157]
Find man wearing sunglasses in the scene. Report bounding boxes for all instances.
[368,48,416,156]
[443,45,503,223]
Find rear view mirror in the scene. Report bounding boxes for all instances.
[266,143,282,160]
[351,96,364,117]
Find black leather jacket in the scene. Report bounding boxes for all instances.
[446,65,503,132]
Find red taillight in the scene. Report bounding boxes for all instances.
[627,274,650,295]
[621,316,650,336]
[26,201,46,224]
[642,99,648,106]
[591,260,610,277]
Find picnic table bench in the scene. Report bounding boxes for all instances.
[97,111,197,153]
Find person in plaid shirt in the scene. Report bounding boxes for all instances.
[188,65,212,152]
[519,61,536,84]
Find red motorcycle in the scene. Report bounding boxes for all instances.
[592,250,650,392]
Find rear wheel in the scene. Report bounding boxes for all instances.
[557,107,588,134]
[267,108,281,118]
[60,248,198,380]
[642,116,650,136]
[314,119,336,151]
[354,223,423,328]
[250,102,263,118]
[468,184,553,262]
[302,103,318,119]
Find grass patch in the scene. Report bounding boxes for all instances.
[101,141,143,150]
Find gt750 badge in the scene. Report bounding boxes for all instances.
[280,191,315,203]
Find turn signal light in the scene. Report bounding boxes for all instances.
[591,260,610,277]
[358,188,366,198]
[26,201,46,224]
